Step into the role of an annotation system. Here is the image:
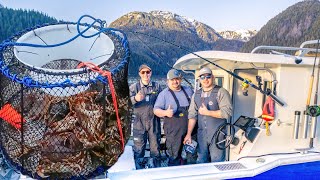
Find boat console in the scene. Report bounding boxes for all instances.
[234,115,260,143]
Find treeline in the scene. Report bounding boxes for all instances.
[124,28,214,76]
[118,27,244,76]
[0,6,58,42]
[241,0,320,53]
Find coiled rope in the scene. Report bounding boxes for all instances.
[0,15,130,87]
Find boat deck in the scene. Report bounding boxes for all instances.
[106,145,320,180]
[105,123,320,179]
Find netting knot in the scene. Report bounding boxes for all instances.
[22,77,33,86]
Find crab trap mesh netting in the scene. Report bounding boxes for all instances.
[0,21,131,179]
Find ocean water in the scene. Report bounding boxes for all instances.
[128,75,195,88]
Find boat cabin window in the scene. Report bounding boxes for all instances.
[215,77,224,86]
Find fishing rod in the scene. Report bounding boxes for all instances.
[306,41,319,107]
[128,30,285,106]
[306,39,320,148]
[129,31,194,88]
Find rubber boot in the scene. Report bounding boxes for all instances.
[135,158,145,170]
[146,158,155,168]
[154,157,162,168]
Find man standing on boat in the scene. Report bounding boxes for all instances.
[154,69,194,166]
[130,64,162,169]
[183,67,232,163]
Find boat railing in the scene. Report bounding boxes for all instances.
[251,45,318,57]
[251,39,320,56]
[299,39,320,56]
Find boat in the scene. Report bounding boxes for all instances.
[105,39,320,179]
[1,17,320,179]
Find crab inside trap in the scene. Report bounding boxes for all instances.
[0,22,131,179]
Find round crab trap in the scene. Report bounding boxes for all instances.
[0,16,131,179]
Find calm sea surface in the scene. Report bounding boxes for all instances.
[128,75,195,88]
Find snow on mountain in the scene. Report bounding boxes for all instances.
[150,11,222,42]
[113,10,221,42]
[113,10,257,42]
[150,10,197,28]
[149,11,256,42]
[218,29,257,41]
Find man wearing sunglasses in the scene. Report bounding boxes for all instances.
[183,67,232,163]
[129,64,162,169]
[153,69,194,166]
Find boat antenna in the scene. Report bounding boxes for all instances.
[128,30,285,106]
[129,31,194,88]
[307,39,320,148]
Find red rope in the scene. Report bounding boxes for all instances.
[78,62,125,150]
[0,104,26,130]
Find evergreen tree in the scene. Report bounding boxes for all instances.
[241,0,320,53]
[0,7,58,42]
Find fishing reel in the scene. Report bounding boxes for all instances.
[241,76,265,96]
[307,105,320,117]
[241,79,252,96]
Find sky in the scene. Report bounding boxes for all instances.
[1,0,304,31]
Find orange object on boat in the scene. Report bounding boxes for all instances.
[0,104,26,130]
[262,96,275,121]
[262,96,275,136]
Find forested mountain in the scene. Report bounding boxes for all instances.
[1,1,319,76]
[109,11,244,75]
[0,6,58,42]
[0,7,245,76]
[241,0,320,53]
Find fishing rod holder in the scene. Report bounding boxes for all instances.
[300,112,317,140]
[256,76,262,88]
[310,116,318,138]
[240,75,284,106]
[278,110,316,139]
[255,76,276,100]
[293,111,301,139]
[302,111,310,139]
[255,75,268,95]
